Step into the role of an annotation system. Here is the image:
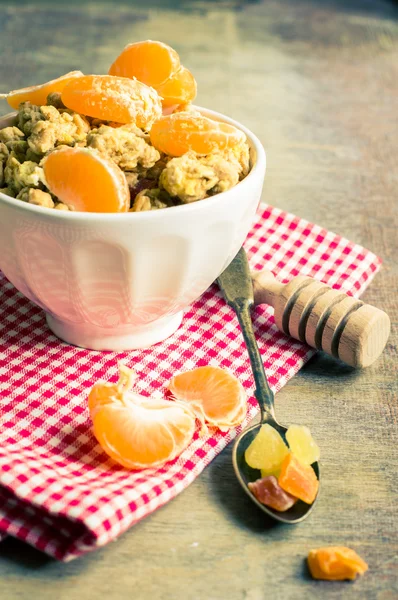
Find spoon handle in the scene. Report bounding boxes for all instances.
[216,248,275,420]
[233,298,276,421]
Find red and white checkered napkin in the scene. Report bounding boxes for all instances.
[0,205,382,561]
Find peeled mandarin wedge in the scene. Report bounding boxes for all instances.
[43,147,129,213]
[0,70,84,109]
[61,75,162,128]
[150,113,246,156]
[89,364,196,470]
[168,366,247,430]
[109,40,181,87]
[157,66,197,108]
[109,41,196,111]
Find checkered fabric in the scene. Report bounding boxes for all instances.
[0,205,382,561]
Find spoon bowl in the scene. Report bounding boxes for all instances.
[217,247,320,523]
[232,421,320,524]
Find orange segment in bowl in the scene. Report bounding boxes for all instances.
[150,113,246,156]
[89,364,196,469]
[61,74,162,128]
[0,71,84,109]
[109,40,181,87]
[42,146,129,213]
[157,66,197,108]
[168,366,247,429]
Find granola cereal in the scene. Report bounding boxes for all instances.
[86,124,160,171]
[0,142,8,186]
[159,150,243,203]
[0,126,25,144]
[4,155,44,194]
[131,188,175,212]
[46,92,66,110]
[1,96,250,211]
[16,187,54,208]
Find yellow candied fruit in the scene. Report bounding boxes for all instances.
[286,424,320,465]
[245,424,289,473]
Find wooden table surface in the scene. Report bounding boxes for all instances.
[0,1,397,598]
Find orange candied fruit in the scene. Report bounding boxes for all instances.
[61,74,162,128]
[278,453,319,504]
[308,547,369,581]
[150,113,246,157]
[42,146,129,213]
[109,40,181,88]
[1,71,84,109]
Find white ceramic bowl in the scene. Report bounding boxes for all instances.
[0,108,266,350]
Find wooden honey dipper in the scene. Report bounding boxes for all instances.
[252,270,390,368]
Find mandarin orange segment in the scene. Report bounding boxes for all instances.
[150,113,246,156]
[61,74,162,128]
[43,146,129,213]
[278,453,319,504]
[157,66,197,108]
[168,366,247,429]
[308,547,369,581]
[109,40,180,87]
[89,364,195,469]
[0,71,84,109]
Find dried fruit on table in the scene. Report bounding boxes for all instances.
[168,366,247,430]
[150,113,246,157]
[42,146,129,213]
[109,40,181,88]
[248,475,297,511]
[245,424,289,473]
[89,364,196,469]
[307,547,369,581]
[61,75,162,128]
[286,424,320,465]
[0,71,84,109]
[278,453,319,504]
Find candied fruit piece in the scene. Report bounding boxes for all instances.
[278,453,319,504]
[286,424,320,465]
[261,467,281,479]
[248,475,297,512]
[308,547,368,581]
[245,424,289,473]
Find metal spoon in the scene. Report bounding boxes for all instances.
[217,247,320,523]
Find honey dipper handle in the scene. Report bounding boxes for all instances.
[251,268,391,368]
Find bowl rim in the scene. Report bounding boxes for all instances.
[0,106,266,221]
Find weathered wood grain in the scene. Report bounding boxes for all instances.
[0,1,397,599]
